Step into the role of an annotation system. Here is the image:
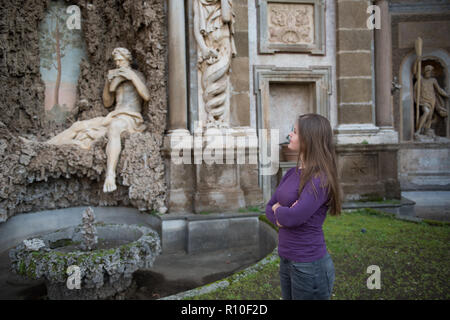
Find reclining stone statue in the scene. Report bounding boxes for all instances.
[46,47,150,193]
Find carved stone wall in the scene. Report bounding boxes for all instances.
[0,0,168,222]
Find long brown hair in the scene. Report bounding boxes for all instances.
[294,113,342,216]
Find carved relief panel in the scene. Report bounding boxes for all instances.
[257,0,325,54]
[339,154,379,183]
[267,3,314,46]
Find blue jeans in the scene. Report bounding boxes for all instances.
[279,251,335,300]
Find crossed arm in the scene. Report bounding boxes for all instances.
[265,179,328,228]
[271,200,297,228]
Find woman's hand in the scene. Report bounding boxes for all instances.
[272,202,281,213]
[272,202,283,228]
[272,199,298,213]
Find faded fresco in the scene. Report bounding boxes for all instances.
[39,0,86,123]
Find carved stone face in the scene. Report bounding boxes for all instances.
[424,70,432,78]
[114,54,130,68]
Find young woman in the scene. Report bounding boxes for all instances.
[265,113,342,300]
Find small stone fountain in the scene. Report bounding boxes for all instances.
[80,207,98,251]
[9,207,161,300]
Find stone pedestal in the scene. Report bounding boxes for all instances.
[165,161,195,214]
[162,128,262,214]
[399,142,450,191]
[193,128,259,213]
[194,161,246,213]
[239,162,263,207]
[163,130,193,213]
[336,144,401,201]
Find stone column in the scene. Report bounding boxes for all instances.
[167,0,190,135]
[374,0,394,128]
[334,0,397,144]
[334,0,400,200]
[165,0,193,214]
[230,0,251,128]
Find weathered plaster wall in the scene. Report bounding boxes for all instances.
[0,0,168,222]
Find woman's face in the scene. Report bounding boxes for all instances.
[288,122,301,152]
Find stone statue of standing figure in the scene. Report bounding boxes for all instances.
[414,64,449,139]
[193,0,237,129]
[46,47,150,193]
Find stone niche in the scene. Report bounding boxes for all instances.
[399,50,450,141]
[253,65,332,201]
[398,53,450,190]
[0,0,168,223]
[393,10,450,190]
[257,0,326,54]
[269,82,316,143]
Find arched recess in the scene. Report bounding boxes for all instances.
[399,48,450,141]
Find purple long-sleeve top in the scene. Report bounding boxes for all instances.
[265,167,330,262]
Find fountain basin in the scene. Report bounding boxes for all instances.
[0,207,277,299]
[9,223,161,300]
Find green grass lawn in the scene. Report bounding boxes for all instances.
[190,209,450,300]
